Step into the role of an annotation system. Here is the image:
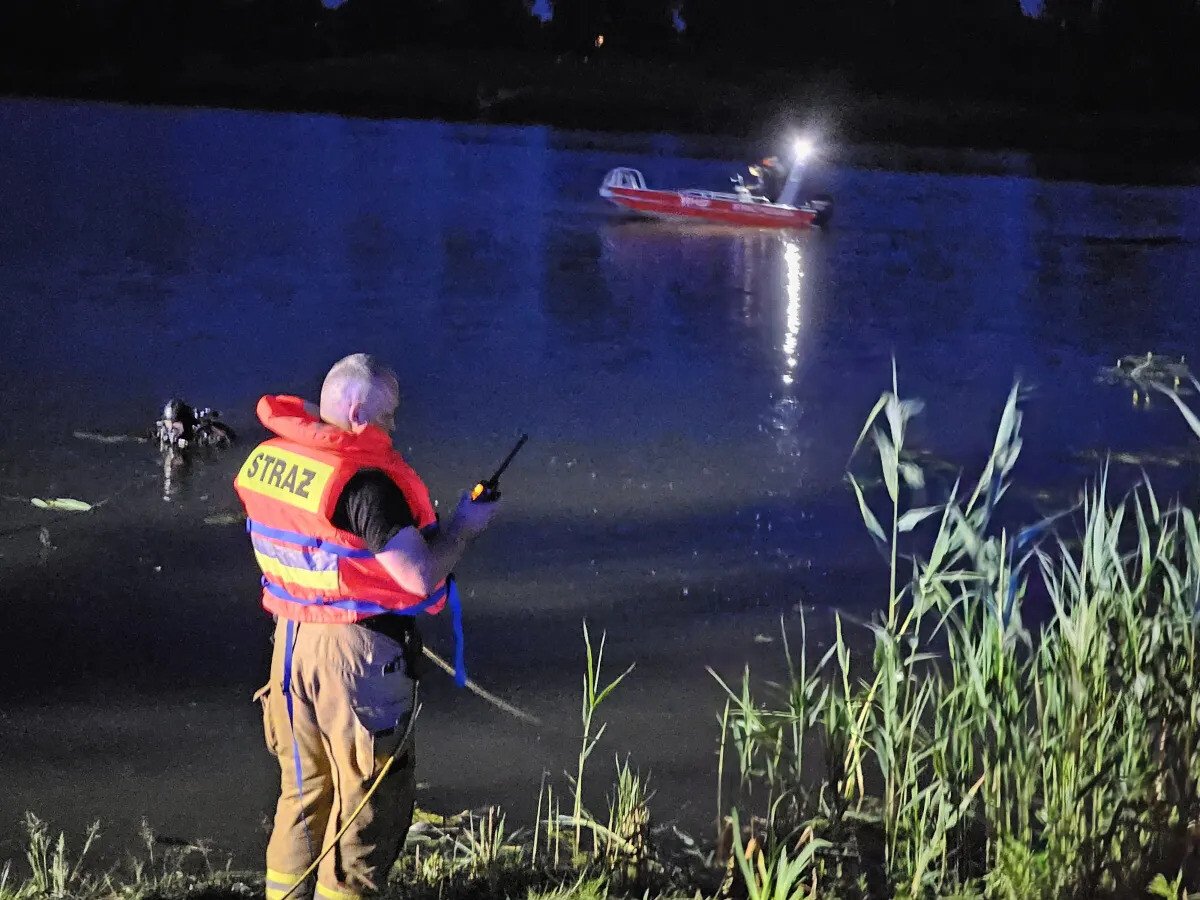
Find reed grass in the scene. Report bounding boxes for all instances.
[571,623,636,853]
[1,815,243,900]
[717,375,1200,897]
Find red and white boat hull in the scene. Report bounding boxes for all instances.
[603,186,817,228]
[599,167,830,230]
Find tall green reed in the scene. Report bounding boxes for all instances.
[572,622,635,852]
[718,373,1200,897]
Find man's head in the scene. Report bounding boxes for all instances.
[319,353,400,435]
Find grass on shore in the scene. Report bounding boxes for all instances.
[8,370,1200,899]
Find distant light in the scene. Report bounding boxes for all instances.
[594,34,605,47]
[793,137,815,163]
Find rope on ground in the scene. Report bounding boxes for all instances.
[422,646,543,727]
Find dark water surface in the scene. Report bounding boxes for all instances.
[2,98,1200,866]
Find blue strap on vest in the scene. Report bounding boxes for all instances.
[281,620,316,862]
[262,577,468,688]
[446,575,466,688]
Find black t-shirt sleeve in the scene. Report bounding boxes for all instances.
[331,469,418,554]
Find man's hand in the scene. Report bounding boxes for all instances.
[452,491,502,537]
[375,491,501,598]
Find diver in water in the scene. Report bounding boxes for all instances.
[156,399,237,453]
[72,400,236,500]
[156,399,237,500]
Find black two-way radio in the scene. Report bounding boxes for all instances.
[470,433,528,502]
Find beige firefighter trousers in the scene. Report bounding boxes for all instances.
[256,617,417,900]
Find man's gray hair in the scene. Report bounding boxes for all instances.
[320,353,399,426]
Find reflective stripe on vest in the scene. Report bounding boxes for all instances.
[236,445,443,614]
[248,519,374,557]
[234,396,465,685]
[249,519,369,596]
[248,519,467,686]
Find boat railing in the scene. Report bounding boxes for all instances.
[600,167,647,196]
[682,188,773,204]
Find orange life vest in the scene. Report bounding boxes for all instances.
[233,394,447,624]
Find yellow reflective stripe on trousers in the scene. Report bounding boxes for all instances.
[266,869,306,900]
[267,869,305,886]
[316,882,361,900]
[255,551,340,591]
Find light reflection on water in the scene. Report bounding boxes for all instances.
[781,239,803,386]
[769,238,807,460]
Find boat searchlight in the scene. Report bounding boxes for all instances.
[793,137,816,163]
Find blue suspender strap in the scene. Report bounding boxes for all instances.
[281,620,315,862]
[282,620,296,704]
[447,575,467,688]
[268,579,467,688]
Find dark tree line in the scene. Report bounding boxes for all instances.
[1,0,1197,111]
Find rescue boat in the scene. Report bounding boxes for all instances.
[599,140,832,230]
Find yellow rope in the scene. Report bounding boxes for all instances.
[275,647,541,899]
[279,701,422,900]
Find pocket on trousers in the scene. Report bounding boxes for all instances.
[348,659,414,780]
[253,682,281,756]
[351,711,415,783]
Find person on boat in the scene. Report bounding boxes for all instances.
[236,353,501,900]
[747,156,787,203]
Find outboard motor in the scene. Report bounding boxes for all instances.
[808,194,834,227]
